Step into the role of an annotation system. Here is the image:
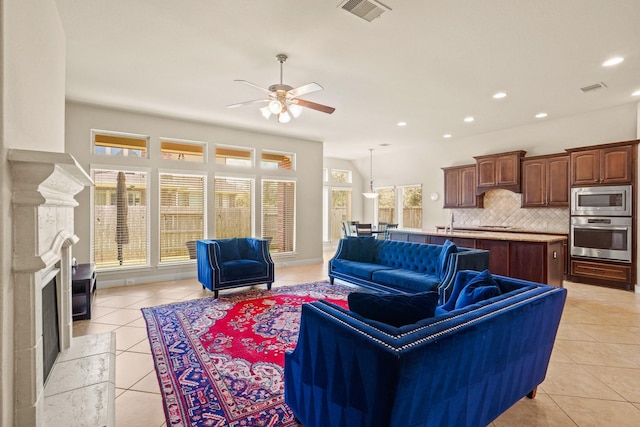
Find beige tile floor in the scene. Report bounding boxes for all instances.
[73,258,640,427]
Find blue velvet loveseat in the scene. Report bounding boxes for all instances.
[196,238,274,298]
[328,237,489,302]
[285,270,567,427]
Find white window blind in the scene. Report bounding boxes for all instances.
[159,173,206,263]
[92,169,149,268]
[262,179,296,253]
[214,176,253,238]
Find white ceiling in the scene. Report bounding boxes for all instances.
[55,0,640,160]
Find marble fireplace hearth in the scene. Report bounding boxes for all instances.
[9,150,114,426]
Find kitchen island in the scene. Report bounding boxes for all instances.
[388,228,567,286]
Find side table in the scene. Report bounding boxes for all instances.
[72,263,96,321]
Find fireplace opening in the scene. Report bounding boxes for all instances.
[42,275,60,383]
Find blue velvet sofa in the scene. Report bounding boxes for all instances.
[285,270,567,427]
[196,238,274,298]
[328,237,489,302]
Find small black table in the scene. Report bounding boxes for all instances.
[72,263,96,320]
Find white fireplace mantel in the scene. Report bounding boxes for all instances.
[8,149,93,427]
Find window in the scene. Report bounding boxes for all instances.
[92,169,149,268]
[331,169,352,183]
[215,146,252,166]
[400,185,423,229]
[160,139,205,162]
[159,173,206,263]
[93,131,148,158]
[214,177,253,238]
[261,151,294,170]
[331,189,352,240]
[262,179,295,253]
[323,168,329,182]
[376,187,395,223]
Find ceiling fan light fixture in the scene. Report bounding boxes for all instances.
[278,110,291,123]
[289,104,303,118]
[269,100,283,114]
[260,106,272,119]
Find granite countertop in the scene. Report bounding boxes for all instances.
[399,227,568,243]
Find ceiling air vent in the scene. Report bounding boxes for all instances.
[580,82,608,93]
[339,0,391,22]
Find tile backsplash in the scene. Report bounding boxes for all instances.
[451,189,569,234]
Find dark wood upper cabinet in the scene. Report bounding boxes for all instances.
[569,144,633,186]
[474,151,526,194]
[521,154,569,207]
[442,165,483,208]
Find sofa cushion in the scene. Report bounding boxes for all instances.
[217,238,240,262]
[455,269,502,309]
[437,240,457,280]
[371,269,440,292]
[348,291,439,327]
[331,259,393,280]
[220,259,264,280]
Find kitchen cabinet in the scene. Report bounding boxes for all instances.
[442,165,483,208]
[474,151,526,194]
[570,259,633,288]
[521,154,569,207]
[569,144,632,186]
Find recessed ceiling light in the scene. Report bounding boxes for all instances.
[464,116,474,123]
[443,134,452,138]
[397,121,407,127]
[632,90,640,97]
[602,57,624,67]
[535,112,548,118]
[493,92,507,99]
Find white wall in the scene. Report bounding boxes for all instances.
[65,102,324,286]
[1,0,66,424]
[360,103,639,230]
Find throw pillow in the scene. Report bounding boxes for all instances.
[348,291,439,327]
[437,240,457,280]
[454,269,502,309]
[216,238,240,262]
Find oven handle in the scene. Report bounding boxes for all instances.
[572,225,629,231]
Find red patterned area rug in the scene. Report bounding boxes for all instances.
[142,282,352,427]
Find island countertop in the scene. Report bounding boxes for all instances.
[422,228,568,243]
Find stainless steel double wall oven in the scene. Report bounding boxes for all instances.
[570,185,633,262]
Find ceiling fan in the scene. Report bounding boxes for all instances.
[227,54,335,123]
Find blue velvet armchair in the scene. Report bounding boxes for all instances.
[196,238,274,298]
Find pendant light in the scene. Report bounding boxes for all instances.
[363,148,378,199]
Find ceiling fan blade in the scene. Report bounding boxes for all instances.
[291,98,336,114]
[234,79,272,94]
[227,98,270,109]
[287,82,323,98]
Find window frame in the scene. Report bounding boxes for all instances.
[91,129,150,159]
[90,165,151,270]
[159,137,207,163]
[215,144,254,167]
[213,174,255,239]
[261,177,297,254]
[157,170,208,265]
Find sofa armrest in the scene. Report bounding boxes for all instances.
[285,302,401,427]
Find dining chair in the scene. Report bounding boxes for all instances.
[355,223,373,237]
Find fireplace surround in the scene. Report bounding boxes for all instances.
[8,149,93,426]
